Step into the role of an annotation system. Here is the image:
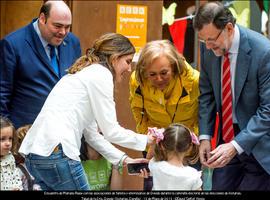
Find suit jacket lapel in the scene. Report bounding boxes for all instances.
[212,55,222,110]
[235,27,251,106]
[25,20,58,78]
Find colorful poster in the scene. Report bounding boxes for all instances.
[116,4,147,54]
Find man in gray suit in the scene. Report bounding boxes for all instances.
[193,1,270,190]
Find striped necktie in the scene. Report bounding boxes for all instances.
[222,53,234,143]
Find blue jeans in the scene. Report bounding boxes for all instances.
[25,145,90,190]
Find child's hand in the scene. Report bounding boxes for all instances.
[138,168,150,178]
[126,161,150,176]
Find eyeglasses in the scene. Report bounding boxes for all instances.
[199,29,223,45]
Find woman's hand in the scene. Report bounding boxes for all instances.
[123,157,149,166]
[146,133,155,145]
[124,158,150,177]
[147,127,164,145]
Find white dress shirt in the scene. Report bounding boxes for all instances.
[33,19,58,60]
[19,64,147,164]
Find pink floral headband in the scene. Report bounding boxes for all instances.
[148,127,200,145]
[148,127,164,144]
[190,132,200,145]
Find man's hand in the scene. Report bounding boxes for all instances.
[199,139,212,168]
[207,143,237,168]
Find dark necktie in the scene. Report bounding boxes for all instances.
[48,44,59,76]
[222,53,234,143]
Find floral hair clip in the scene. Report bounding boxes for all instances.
[190,132,200,145]
[148,127,165,144]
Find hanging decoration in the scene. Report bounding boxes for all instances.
[162,2,177,26]
[263,0,269,13]
[262,0,269,36]
[169,18,187,54]
[228,0,250,28]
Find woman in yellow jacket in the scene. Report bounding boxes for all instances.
[129,40,200,190]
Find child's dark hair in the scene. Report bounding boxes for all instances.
[154,123,199,165]
[14,124,32,163]
[0,116,17,154]
[80,134,103,161]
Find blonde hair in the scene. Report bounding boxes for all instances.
[154,123,199,165]
[68,33,135,76]
[135,40,187,86]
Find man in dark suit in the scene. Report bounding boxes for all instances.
[0,1,81,128]
[193,2,270,190]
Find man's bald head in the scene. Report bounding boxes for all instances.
[38,0,72,46]
[39,0,71,21]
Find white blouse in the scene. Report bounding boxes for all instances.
[0,153,23,190]
[19,64,147,164]
[149,158,202,190]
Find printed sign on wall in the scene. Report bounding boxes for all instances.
[116,4,147,54]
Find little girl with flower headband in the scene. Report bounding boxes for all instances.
[142,123,202,190]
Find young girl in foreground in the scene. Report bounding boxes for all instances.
[142,123,202,190]
[0,116,23,190]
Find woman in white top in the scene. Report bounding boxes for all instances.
[19,33,153,190]
[141,123,202,190]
